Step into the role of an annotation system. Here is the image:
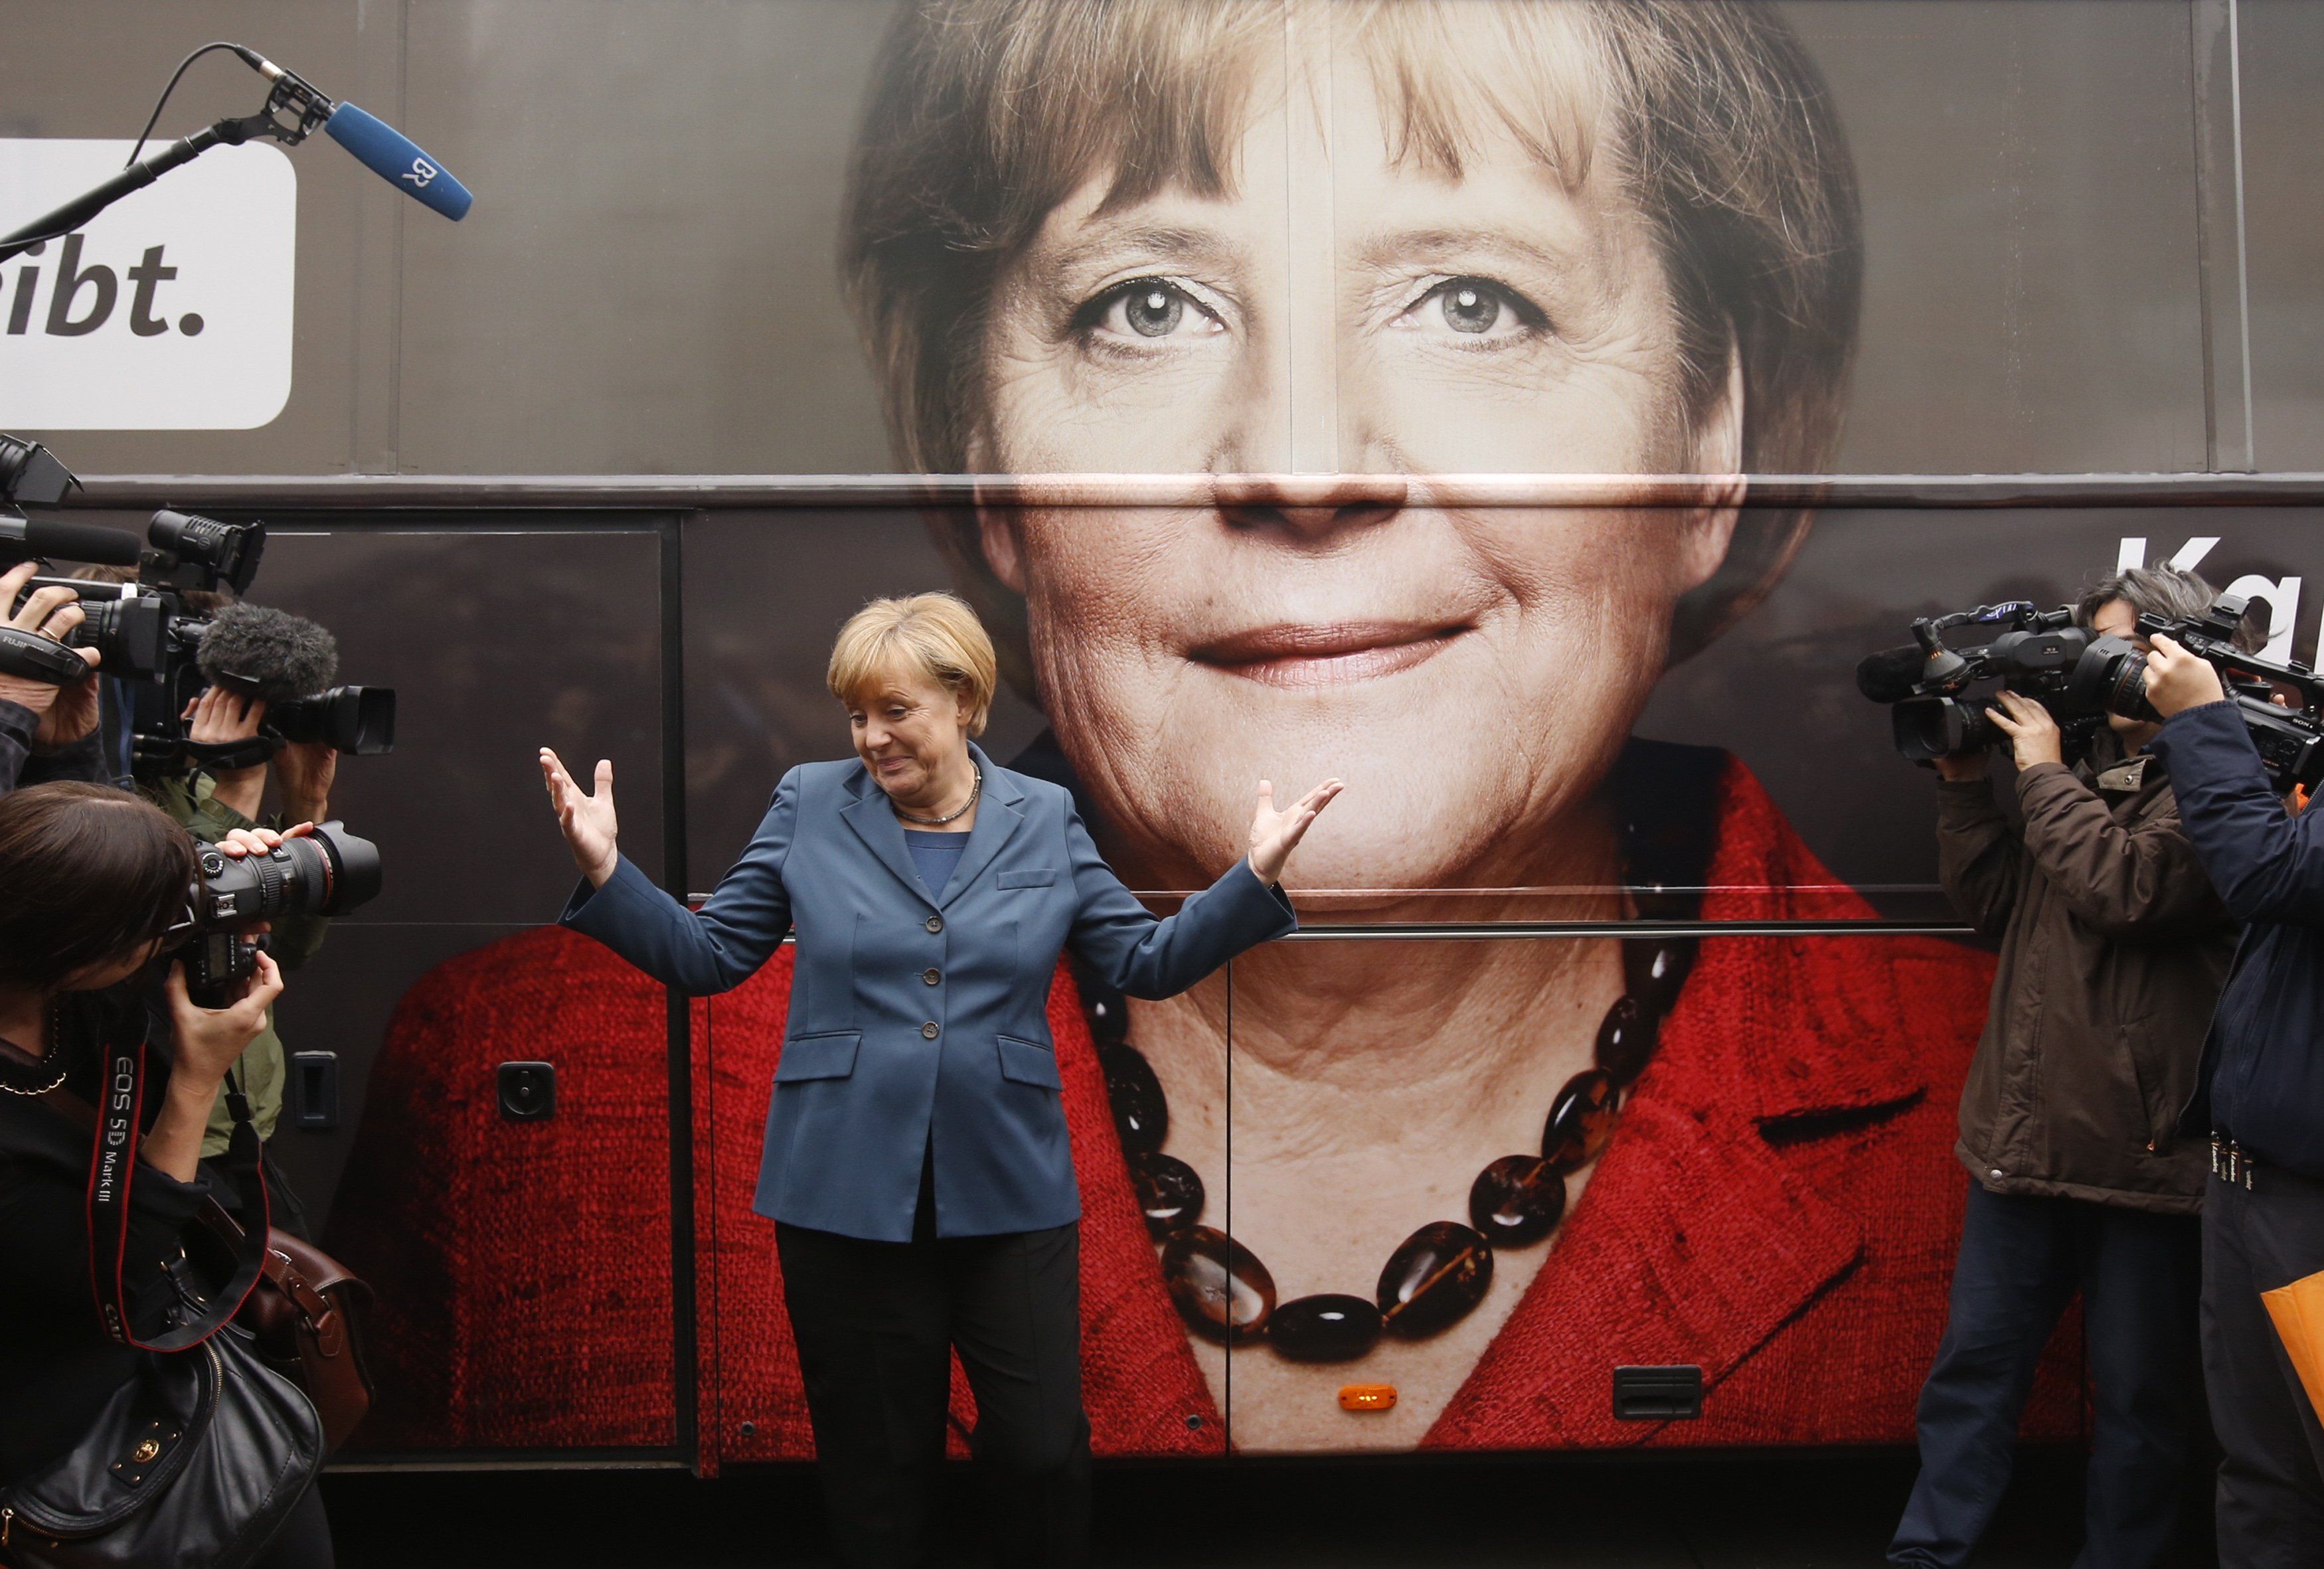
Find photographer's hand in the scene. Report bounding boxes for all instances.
[1987,692,2064,770]
[183,686,268,817]
[539,748,620,886]
[1931,753,1988,783]
[146,951,286,1183]
[274,738,337,826]
[2143,634,2228,717]
[0,560,101,743]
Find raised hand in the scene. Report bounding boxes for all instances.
[2143,634,2228,718]
[540,747,620,886]
[1246,776,1344,886]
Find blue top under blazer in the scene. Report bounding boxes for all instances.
[560,743,1296,1241]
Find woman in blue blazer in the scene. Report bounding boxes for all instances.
[540,593,1338,1568]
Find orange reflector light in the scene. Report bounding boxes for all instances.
[1338,1384,1397,1412]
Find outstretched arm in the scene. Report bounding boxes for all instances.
[546,748,799,995]
[1068,777,1340,999]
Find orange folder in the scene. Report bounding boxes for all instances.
[2262,1268,2324,1421]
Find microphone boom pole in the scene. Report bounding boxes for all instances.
[0,46,469,267]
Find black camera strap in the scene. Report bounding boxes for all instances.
[178,732,286,772]
[74,1024,269,1351]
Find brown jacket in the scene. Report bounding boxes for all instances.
[1937,747,2236,1212]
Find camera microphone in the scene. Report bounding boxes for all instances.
[0,517,143,568]
[1855,645,1930,704]
[196,603,339,706]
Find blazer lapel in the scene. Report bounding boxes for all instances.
[839,767,934,908]
[938,746,1027,908]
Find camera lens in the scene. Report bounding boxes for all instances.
[190,823,382,928]
[1892,696,1994,760]
[271,685,397,755]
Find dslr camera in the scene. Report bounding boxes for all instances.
[1860,593,2324,791]
[1,434,396,770]
[179,821,382,1007]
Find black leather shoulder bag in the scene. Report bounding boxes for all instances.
[0,1023,322,1568]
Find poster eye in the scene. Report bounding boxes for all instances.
[1080,279,1221,343]
[1440,283,1501,334]
[1122,284,1185,338]
[1401,276,1543,341]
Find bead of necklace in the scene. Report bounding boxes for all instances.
[894,766,981,827]
[0,1001,70,1098]
[1082,760,1713,1365]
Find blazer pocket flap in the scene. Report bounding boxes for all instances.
[775,1031,861,1082]
[996,1034,1063,1090]
[996,868,1058,889]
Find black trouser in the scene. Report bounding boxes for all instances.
[1889,1181,2201,1568]
[2204,1161,2324,1567]
[774,1204,1092,1569]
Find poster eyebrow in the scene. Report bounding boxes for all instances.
[1348,226,1576,280]
[1037,222,1246,284]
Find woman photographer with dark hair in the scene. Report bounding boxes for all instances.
[0,782,332,1567]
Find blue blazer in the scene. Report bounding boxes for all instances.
[560,744,1295,1240]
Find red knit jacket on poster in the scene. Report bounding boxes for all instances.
[326,754,2083,1459]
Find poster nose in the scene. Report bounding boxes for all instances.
[1211,472,1410,536]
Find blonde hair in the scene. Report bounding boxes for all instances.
[842,0,1861,682]
[826,592,999,736]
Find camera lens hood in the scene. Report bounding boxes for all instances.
[309,821,383,914]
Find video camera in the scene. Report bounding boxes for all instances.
[179,821,382,1007]
[1,434,395,770]
[1859,594,2324,791]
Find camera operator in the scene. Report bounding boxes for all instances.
[2143,623,2324,1562]
[0,560,105,795]
[165,685,336,1218]
[0,783,331,1566]
[1890,566,2248,1568]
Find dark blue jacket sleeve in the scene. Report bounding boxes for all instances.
[560,768,800,995]
[1064,801,1295,999]
[2150,699,2324,924]
[0,697,107,795]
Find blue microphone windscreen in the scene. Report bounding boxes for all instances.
[325,103,473,220]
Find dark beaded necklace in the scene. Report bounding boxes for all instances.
[1082,757,1714,1365]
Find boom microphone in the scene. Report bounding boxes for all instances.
[0,517,143,568]
[1855,645,1931,704]
[322,104,474,222]
[232,47,473,221]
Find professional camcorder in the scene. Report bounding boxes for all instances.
[0,434,396,770]
[1859,593,2324,790]
[179,821,382,1007]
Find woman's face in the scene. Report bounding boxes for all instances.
[846,667,975,805]
[971,29,1740,890]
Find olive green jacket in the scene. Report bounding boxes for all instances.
[1936,747,2236,1213]
[143,772,329,1156]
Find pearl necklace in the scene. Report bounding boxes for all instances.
[0,1001,70,1097]
[1082,746,1716,1363]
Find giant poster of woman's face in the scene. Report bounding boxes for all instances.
[828,1,1955,1453]
[844,0,1857,902]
